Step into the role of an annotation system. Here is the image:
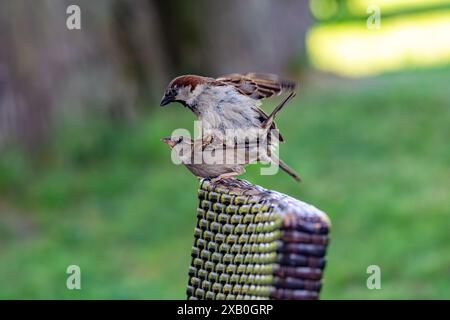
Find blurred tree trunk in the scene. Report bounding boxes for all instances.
[0,1,57,150]
[0,0,311,151]
[153,0,312,76]
[201,0,312,75]
[0,0,168,150]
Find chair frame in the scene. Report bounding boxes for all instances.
[187,179,331,300]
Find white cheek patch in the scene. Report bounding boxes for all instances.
[175,87,189,101]
[186,85,204,105]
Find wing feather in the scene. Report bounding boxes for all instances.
[216,73,297,100]
[214,73,297,143]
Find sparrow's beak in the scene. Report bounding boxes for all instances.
[161,137,176,148]
[160,92,175,107]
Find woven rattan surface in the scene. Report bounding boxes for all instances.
[187,179,331,300]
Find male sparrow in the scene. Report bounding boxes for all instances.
[159,73,298,146]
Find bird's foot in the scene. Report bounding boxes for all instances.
[211,172,239,183]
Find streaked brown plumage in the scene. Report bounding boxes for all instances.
[162,136,246,182]
[216,73,297,100]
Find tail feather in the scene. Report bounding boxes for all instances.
[262,92,296,130]
[278,158,302,182]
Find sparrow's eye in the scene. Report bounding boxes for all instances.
[177,136,184,143]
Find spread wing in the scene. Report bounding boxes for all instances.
[215,73,297,100]
[214,73,298,143]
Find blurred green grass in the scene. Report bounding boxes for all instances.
[0,67,449,299]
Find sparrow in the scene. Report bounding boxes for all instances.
[162,136,246,182]
[159,73,298,147]
[161,133,301,182]
[162,93,301,181]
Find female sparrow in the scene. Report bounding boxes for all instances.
[162,136,246,182]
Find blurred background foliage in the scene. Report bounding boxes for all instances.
[0,0,449,299]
